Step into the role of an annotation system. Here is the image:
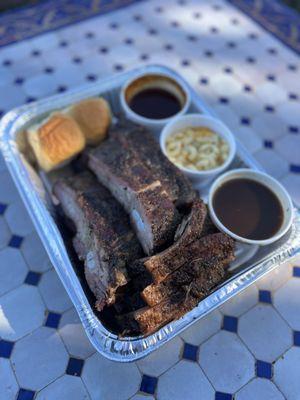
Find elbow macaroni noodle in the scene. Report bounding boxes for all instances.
[166,127,229,171]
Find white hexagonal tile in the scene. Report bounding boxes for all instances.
[219,285,258,317]
[210,74,243,96]
[82,352,141,400]
[4,200,34,237]
[36,375,90,400]
[0,172,19,204]
[23,74,58,98]
[256,262,292,292]
[157,360,214,400]
[131,395,154,400]
[276,102,300,126]
[281,174,300,207]
[0,359,19,400]
[251,114,286,141]
[59,308,95,359]
[11,326,69,391]
[137,337,182,377]
[0,217,10,250]
[199,330,255,392]
[180,309,222,346]
[273,279,300,330]
[39,269,72,313]
[0,248,28,296]
[234,126,263,154]
[236,378,285,400]
[0,285,46,341]
[276,135,300,165]
[239,304,292,362]
[254,149,289,179]
[274,347,300,400]
[21,232,52,273]
[255,82,287,105]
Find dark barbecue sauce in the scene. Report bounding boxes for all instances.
[213,178,284,240]
[129,88,182,119]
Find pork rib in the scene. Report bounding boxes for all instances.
[53,172,143,310]
[88,124,182,255]
[110,119,196,206]
[141,233,235,306]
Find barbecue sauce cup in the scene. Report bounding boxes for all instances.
[120,72,190,137]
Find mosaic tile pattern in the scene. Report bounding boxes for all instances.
[0,0,299,398]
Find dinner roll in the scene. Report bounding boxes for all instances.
[27,113,85,172]
[68,97,111,145]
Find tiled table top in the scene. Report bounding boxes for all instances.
[0,0,299,399]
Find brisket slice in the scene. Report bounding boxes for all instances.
[110,119,196,206]
[53,171,143,311]
[88,128,181,255]
[118,254,230,335]
[141,233,235,306]
[130,199,209,283]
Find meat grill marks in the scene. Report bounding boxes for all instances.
[87,121,195,255]
[53,171,143,311]
[130,198,208,283]
[118,241,234,335]
[141,233,235,307]
[110,119,196,207]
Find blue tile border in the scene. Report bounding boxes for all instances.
[227,0,300,55]
[0,0,145,48]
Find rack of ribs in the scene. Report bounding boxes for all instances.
[53,171,143,311]
[87,120,195,255]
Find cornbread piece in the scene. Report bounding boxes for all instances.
[119,249,232,335]
[68,97,111,145]
[88,130,181,255]
[53,172,143,311]
[110,119,196,206]
[142,233,235,306]
[27,113,85,172]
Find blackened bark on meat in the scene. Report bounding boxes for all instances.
[53,171,143,310]
[141,234,235,306]
[88,126,182,255]
[110,119,196,206]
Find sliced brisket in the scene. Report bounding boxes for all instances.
[53,171,143,311]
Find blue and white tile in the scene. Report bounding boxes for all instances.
[36,375,90,400]
[199,330,255,392]
[131,395,155,400]
[219,285,258,317]
[234,126,263,154]
[254,149,289,179]
[23,74,58,98]
[82,352,141,400]
[235,378,285,400]
[4,200,34,237]
[251,114,287,141]
[238,304,292,362]
[39,269,72,313]
[157,360,214,400]
[21,232,52,273]
[0,359,18,400]
[137,337,182,377]
[276,102,300,128]
[273,279,300,331]
[275,135,300,165]
[180,309,222,346]
[11,326,69,391]
[0,285,46,341]
[59,308,95,359]
[255,82,288,106]
[256,262,292,292]
[0,248,28,296]
[0,217,10,250]
[0,172,20,204]
[0,84,27,111]
[274,347,300,400]
[281,174,300,208]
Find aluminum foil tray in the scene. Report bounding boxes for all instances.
[1,65,300,362]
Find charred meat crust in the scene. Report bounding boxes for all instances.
[87,122,187,255]
[53,171,143,310]
[141,233,235,306]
